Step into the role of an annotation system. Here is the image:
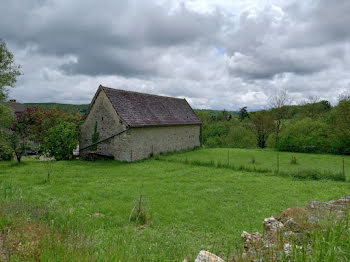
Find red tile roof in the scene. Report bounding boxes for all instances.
[100,85,202,127]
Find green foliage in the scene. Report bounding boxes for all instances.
[329,98,350,154]
[3,111,31,163]
[27,107,82,145]
[0,39,21,101]
[0,143,12,160]
[90,121,100,151]
[223,125,256,148]
[201,120,256,149]
[43,121,79,160]
[277,118,329,153]
[0,102,14,129]
[25,103,89,113]
[251,111,274,148]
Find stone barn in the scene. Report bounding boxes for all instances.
[79,85,202,161]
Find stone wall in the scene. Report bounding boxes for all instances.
[122,125,201,161]
[79,90,126,157]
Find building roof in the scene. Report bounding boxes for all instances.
[0,100,26,114]
[99,85,202,127]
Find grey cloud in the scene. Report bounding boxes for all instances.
[227,47,329,79]
[1,0,222,77]
[224,2,350,80]
[3,0,350,110]
[286,1,350,47]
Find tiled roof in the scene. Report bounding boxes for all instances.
[100,85,202,127]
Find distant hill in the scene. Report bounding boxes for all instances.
[25,103,89,113]
[195,109,239,116]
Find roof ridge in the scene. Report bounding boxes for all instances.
[100,85,185,101]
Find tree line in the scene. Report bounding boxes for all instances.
[196,90,349,155]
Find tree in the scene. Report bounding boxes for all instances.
[42,121,79,160]
[250,111,274,148]
[238,106,249,121]
[4,111,31,163]
[268,89,291,145]
[27,107,81,146]
[221,109,232,121]
[0,102,13,129]
[299,96,331,119]
[330,95,350,154]
[0,39,21,101]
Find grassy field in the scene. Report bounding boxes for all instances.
[160,148,350,180]
[0,149,349,261]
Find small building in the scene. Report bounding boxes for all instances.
[79,85,202,161]
[0,100,26,117]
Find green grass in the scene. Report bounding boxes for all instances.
[159,148,349,181]
[0,152,349,261]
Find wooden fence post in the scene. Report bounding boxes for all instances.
[227,149,230,166]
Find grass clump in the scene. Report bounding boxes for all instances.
[281,169,346,182]
[290,155,298,165]
[250,156,256,164]
[129,193,149,225]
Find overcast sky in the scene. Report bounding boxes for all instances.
[2,0,350,110]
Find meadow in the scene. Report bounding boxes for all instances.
[0,149,349,261]
[159,148,349,181]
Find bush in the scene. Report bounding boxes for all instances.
[223,125,256,148]
[42,121,79,160]
[202,120,256,149]
[277,118,329,153]
[0,143,12,161]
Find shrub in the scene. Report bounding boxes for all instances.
[223,125,256,148]
[0,143,12,161]
[277,118,329,153]
[42,121,79,160]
